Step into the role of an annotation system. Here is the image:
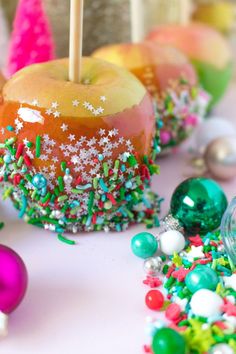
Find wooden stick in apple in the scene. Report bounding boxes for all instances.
[179,0,191,25]
[69,0,84,83]
[130,0,144,43]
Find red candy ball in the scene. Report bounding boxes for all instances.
[145,290,164,311]
[165,303,181,321]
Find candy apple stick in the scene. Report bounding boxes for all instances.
[69,0,84,83]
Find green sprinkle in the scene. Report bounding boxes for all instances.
[88,191,94,214]
[58,176,64,192]
[6,137,16,146]
[61,161,67,172]
[17,156,24,167]
[128,155,137,167]
[58,233,76,245]
[54,187,60,196]
[71,188,83,194]
[19,185,29,196]
[93,177,98,189]
[58,195,68,202]
[35,135,41,158]
[25,174,32,182]
[41,192,51,203]
[27,142,33,148]
[103,162,109,177]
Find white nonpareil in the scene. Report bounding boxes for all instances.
[18,107,45,125]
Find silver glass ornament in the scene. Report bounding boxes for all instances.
[204,136,236,181]
[143,257,163,276]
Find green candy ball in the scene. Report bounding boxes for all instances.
[152,328,186,354]
[170,177,228,234]
[131,232,157,259]
[185,265,219,293]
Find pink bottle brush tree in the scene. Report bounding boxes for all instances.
[7,0,55,77]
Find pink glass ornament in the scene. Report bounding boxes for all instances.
[7,0,55,76]
[0,245,28,336]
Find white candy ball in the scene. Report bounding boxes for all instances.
[209,343,234,354]
[190,289,223,317]
[159,230,185,256]
[193,117,236,153]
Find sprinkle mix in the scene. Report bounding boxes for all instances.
[142,230,236,353]
[155,79,210,151]
[0,100,162,234]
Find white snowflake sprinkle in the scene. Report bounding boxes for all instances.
[71,156,79,164]
[46,148,52,154]
[51,102,59,109]
[61,123,68,132]
[87,138,96,147]
[97,107,104,114]
[99,129,105,136]
[68,134,75,142]
[50,164,56,171]
[72,100,79,107]
[46,108,53,115]
[53,111,60,118]
[59,144,66,151]
[100,96,106,102]
[48,139,56,147]
[52,157,59,163]
[40,154,49,161]
[88,104,94,112]
[83,101,90,109]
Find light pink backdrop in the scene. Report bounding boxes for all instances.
[0,84,235,354]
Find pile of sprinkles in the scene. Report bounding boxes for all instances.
[155,79,210,151]
[0,105,162,235]
[140,230,236,353]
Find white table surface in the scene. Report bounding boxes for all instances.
[0,83,235,354]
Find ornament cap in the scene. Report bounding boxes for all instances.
[0,311,8,337]
[160,214,184,234]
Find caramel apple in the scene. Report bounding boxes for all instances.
[147,23,233,108]
[0,57,161,233]
[93,41,209,152]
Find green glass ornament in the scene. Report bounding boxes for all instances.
[185,265,219,293]
[131,232,157,259]
[170,177,228,234]
[152,328,186,354]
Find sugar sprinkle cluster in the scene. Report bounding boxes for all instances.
[0,99,162,237]
[155,79,210,151]
[143,230,236,353]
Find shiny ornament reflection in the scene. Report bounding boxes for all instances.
[170,177,228,234]
[205,136,236,181]
[0,245,28,336]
